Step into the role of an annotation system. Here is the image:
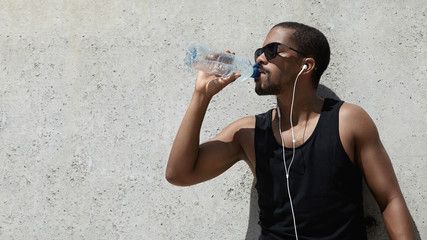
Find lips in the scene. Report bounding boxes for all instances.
[255,67,267,82]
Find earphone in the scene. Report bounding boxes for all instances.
[276,64,307,240]
[302,64,308,71]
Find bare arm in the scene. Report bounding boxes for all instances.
[341,104,415,239]
[166,70,249,186]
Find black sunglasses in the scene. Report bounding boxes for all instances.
[254,42,307,62]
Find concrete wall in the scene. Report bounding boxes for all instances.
[0,0,425,239]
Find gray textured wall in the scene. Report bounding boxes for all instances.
[1,1,426,239]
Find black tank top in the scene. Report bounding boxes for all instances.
[255,98,366,240]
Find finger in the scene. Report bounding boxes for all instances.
[224,50,236,55]
[221,72,241,85]
[232,72,241,79]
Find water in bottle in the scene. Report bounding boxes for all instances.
[184,43,260,82]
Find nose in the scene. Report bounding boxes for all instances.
[256,52,268,65]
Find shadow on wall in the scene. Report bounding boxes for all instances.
[244,84,422,240]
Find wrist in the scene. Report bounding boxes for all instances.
[192,91,213,106]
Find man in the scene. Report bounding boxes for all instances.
[166,22,414,239]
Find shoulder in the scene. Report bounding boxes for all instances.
[231,108,274,135]
[339,102,370,121]
[233,116,256,144]
[340,102,376,127]
[225,115,256,130]
[212,115,255,141]
[338,102,381,165]
[339,102,379,142]
[211,115,257,168]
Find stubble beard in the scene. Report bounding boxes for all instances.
[255,72,281,96]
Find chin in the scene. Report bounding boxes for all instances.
[255,84,280,95]
[255,74,281,95]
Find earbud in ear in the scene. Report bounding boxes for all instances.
[302,64,308,71]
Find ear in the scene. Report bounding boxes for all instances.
[302,58,316,74]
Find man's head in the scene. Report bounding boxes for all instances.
[254,22,330,95]
[272,22,330,88]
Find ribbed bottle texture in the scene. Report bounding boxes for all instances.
[184,43,259,82]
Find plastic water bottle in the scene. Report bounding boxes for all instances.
[184,43,260,82]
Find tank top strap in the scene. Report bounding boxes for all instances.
[255,108,273,131]
[316,98,344,135]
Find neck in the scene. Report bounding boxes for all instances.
[276,87,323,126]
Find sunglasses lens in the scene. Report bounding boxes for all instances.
[264,43,277,60]
[254,43,279,62]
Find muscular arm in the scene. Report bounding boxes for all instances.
[340,104,415,239]
[166,71,251,186]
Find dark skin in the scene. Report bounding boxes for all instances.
[166,26,415,239]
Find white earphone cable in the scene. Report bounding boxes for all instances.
[276,66,305,240]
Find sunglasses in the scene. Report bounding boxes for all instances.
[254,42,307,62]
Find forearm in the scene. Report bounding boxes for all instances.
[382,196,415,240]
[166,92,212,185]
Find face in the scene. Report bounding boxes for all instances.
[254,27,304,95]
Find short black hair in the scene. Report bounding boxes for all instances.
[273,22,330,88]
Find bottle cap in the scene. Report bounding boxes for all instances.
[251,63,260,78]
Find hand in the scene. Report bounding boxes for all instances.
[194,50,241,98]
